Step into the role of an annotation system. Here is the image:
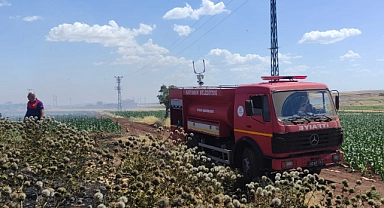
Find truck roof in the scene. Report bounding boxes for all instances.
[238,80,329,92]
[171,76,329,95]
[174,81,328,92]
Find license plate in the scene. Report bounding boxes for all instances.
[308,160,324,167]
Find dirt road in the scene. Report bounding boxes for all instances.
[320,165,384,198]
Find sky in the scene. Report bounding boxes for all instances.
[1,0,384,106]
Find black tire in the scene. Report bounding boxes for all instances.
[186,135,200,150]
[241,147,261,181]
[309,167,322,175]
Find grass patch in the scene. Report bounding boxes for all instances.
[340,105,384,111]
[130,116,170,128]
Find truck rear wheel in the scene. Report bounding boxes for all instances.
[242,147,261,181]
[186,135,199,149]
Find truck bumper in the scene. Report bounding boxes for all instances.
[270,150,344,171]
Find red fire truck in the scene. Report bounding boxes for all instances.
[169,75,344,179]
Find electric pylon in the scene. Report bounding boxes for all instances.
[115,76,123,111]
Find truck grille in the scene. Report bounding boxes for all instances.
[272,128,343,154]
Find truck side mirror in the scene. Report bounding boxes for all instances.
[245,100,253,116]
[331,90,340,111]
[335,95,340,110]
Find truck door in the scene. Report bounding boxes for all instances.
[245,94,271,135]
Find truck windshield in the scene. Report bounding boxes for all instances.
[272,90,337,122]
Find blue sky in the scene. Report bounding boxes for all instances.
[1,0,383,106]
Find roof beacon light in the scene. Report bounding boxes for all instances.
[261,76,307,81]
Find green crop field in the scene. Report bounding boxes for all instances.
[339,112,384,179]
[112,110,166,120]
[53,115,122,133]
[340,105,384,111]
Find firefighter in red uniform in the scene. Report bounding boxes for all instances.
[25,92,45,120]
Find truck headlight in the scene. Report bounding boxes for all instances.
[332,154,341,162]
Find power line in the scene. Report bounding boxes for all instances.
[167,0,229,50]
[125,0,225,77]
[124,0,238,77]
[167,0,236,52]
[138,0,250,77]
[173,0,250,59]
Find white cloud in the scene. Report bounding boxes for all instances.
[117,39,169,56]
[313,66,326,69]
[9,15,21,19]
[298,28,361,44]
[10,15,43,21]
[278,53,302,64]
[339,50,361,61]
[163,0,230,20]
[208,48,268,65]
[93,62,105,66]
[207,49,270,75]
[208,50,301,66]
[358,69,371,73]
[46,20,155,47]
[22,16,43,22]
[164,73,192,85]
[112,54,189,69]
[206,49,304,76]
[378,58,384,62]
[0,0,11,6]
[346,67,371,73]
[283,65,309,75]
[311,69,332,75]
[45,20,172,68]
[173,24,194,36]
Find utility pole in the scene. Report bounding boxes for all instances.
[270,0,279,76]
[52,95,58,107]
[114,76,123,111]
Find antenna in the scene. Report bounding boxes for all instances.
[270,0,279,76]
[193,60,206,87]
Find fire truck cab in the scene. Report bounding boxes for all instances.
[169,76,344,179]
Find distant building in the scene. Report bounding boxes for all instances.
[83,99,137,109]
[122,99,137,108]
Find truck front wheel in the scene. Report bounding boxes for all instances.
[242,147,261,181]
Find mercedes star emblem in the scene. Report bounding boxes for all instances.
[309,134,320,146]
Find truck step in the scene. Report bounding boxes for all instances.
[198,142,232,165]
